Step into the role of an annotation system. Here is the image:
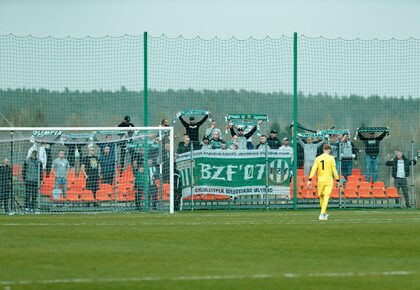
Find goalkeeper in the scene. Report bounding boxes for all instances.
[307,144,340,221]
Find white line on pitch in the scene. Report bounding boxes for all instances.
[0,271,415,286]
[2,218,420,227]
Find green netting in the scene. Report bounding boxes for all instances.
[0,35,144,127]
[0,33,419,212]
[148,36,294,139]
[297,36,420,208]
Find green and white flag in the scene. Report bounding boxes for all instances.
[176,150,292,198]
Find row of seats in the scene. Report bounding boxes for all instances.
[290,186,400,199]
[40,175,170,202]
[296,168,362,177]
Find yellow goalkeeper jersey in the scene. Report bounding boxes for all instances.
[308,153,339,184]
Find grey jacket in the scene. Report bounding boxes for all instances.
[298,139,325,162]
[23,158,43,182]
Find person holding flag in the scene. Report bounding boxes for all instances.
[178,111,210,149]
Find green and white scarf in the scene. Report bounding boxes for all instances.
[174,110,212,123]
[355,127,390,140]
[225,113,269,122]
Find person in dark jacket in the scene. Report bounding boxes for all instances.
[133,158,158,210]
[179,113,210,149]
[133,160,145,210]
[267,130,281,149]
[358,131,387,182]
[386,151,417,208]
[0,158,12,213]
[118,115,135,170]
[99,146,115,185]
[177,134,192,155]
[64,141,84,168]
[22,150,43,211]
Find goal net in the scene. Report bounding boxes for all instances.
[0,127,175,214]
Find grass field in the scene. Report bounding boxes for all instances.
[1,210,419,290]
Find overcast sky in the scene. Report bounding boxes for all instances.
[1,0,419,39]
[0,0,419,97]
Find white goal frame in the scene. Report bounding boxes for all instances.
[0,127,175,214]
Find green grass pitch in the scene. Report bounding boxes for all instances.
[0,210,419,290]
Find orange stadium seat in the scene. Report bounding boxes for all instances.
[343,187,358,199]
[345,181,359,189]
[301,188,316,199]
[372,188,386,198]
[215,195,230,200]
[347,175,361,183]
[386,187,400,198]
[80,190,95,202]
[66,190,81,202]
[373,181,385,189]
[358,182,372,198]
[331,187,340,199]
[96,184,113,201]
[351,169,361,176]
[162,183,170,201]
[40,178,54,196]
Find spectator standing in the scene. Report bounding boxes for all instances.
[256,135,270,150]
[146,158,159,210]
[118,116,135,170]
[27,142,47,172]
[228,135,240,150]
[229,121,261,150]
[328,135,340,168]
[42,142,54,177]
[358,131,388,182]
[160,118,171,145]
[133,160,145,210]
[278,138,294,160]
[386,151,417,208]
[177,134,192,155]
[99,146,115,185]
[298,136,325,178]
[160,143,171,183]
[63,138,84,168]
[201,136,212,151]
[51,150,70,199]
[267,130,281,149]
[205,121,223,141]
[339,134,358,181]
[81,147,101,200]
[22,150,43,212]
[210,131,223,150]
[0,159,12,214]
[97,134,117,159]
[179,113,210,149]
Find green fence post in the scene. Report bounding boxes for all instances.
[143,31,148,127]
[293,32,298,210]
[143,31,149,211]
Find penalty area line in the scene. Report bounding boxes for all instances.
[0,271,415,286]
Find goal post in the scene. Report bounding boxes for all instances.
[0,127,175,214]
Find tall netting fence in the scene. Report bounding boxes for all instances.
[0,34,418,213]
[0,35,144,127]
[148,36,294,209]
[297,36,420,209]
[0,128,174,214]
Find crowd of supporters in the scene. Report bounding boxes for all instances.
[174,112,417,208]
[0,114,417,214]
